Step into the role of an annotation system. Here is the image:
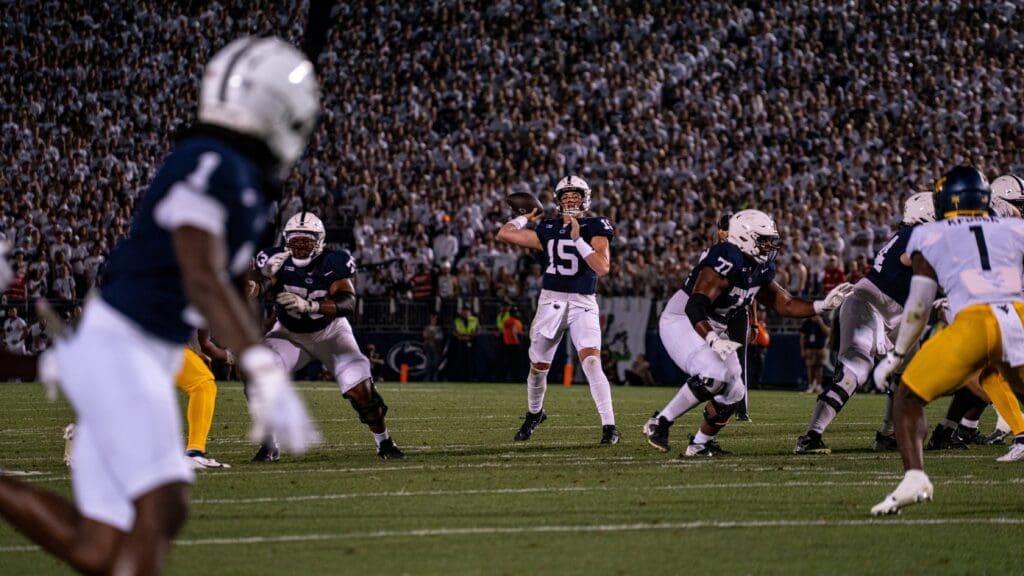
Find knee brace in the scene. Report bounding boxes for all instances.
[346,381,389,425]
[703,399,736,426]
[687,375,724,402]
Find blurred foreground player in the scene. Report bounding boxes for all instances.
[0,37,320,574]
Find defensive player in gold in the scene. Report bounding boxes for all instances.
[178,330,234,468]
[872,166,1024,515]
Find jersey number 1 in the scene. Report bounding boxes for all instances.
[969,225,991,271]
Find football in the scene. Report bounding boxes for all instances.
[507,192,543,216]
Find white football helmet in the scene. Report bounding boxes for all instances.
[283,212,325,268]
[728,209,780,264]
[199,37,320,177]
[555,175,591,217]
[991,196,1020,218]
[902,192,936,225]
[992,174,1024,210]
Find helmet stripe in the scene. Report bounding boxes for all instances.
[218,37,259,102]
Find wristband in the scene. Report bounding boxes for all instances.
[508,216,528,230]
[812,300,825,315]
[574,237,595,259]
[310,300,320,313]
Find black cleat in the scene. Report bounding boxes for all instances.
[377,438,407,460]
[642,412,673,452]
[983,428,1010,445]
[735,412,752,422]
[872,431,898,452]
[514,411,547,442]
[683,436,731,457]
[252,441,280,463]
[600,425,621,445]
[954,425,984,445]
[793,433,831,455]
[926,424,968,450]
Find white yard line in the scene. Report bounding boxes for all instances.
[4,516,1024,553]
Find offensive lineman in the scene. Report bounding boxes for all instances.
[497,175,620,444]
[793,192,935,454]
[251,211,405,460]
[872,166,1024,515]
[644,210,853,456]
[0,37,320,574]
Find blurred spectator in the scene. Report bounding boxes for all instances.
[499,306,524,383]
[366,343,386,382]
[822,256,847,295]
[625,353,656,387]
[800,315,831,394]
[4,307,28,355]
[452,305,479,381]
[421,313,444,382]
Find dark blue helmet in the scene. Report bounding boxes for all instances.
[934,166,991,219]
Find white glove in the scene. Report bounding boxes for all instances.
[276,292,319,315]
[257,250,290,277]
[224,349,236,366]
[705,331,742,361]
[932,297,950,323]
[872,351,903,392]
[814,282,855,314]
[241,346,321,455]
[0,241,12,292]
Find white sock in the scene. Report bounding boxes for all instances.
[372,430,389,447]
[693,430,715,445]
[960,417,979,429]
[660,385,700,422]
[581,355,615,426]
[996,412,1010,433]
[527,367,549,414]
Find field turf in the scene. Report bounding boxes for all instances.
[1,381,1022,575]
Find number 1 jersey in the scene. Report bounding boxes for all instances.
[534,216,613,295]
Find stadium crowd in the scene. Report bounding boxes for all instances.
[2,0,1023,333]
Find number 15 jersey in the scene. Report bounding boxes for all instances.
[907,216,1024,317]
[534,216,614,295]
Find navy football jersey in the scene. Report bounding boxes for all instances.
[534,216,614,294]
[258,247,357,333]
[102,135,269,343]
[866,226,914,304]
[683,242,776,326]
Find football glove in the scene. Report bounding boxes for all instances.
[813,282,855,314]
[259,251,290,277]
[276,291,319,315]
[705,331,742,361]
[872,351,903,392]
[241,346,320,455]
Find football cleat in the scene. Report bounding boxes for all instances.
[513,410,547,442]
[735,412,752,422]
[872,432,898,452]
[683,436,731,457]
[377,438,407,460]
[954,425,983,445]
[926,424,968,450]
[62,423,75,468]
[870,470,933,516]
[983,428,1010,445]
[996,437,1024,462]
[186,450,231,469]
[794,433,831,455]
[600,425,621,445]
[642,412,673,452]
[252,440,281,463]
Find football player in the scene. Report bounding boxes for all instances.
[179,330,234,469]
[497,175,620,444]
[793,192,935,454]
[872,166,1024,515]
[250,211,405,460]
[0,37,320,574]
[644,210,853,456]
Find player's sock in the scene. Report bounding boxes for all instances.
[660,385,699,422]
[693,430,715,445]
[879,390,896,436]
[527,367,549,414]
[960,417,980,430]
[806,400,837,435]
[581,355,614,426]
[372,430,389,447]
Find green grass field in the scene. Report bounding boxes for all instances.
[1,381,1022,575]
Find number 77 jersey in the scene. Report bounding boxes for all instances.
[535,216,614,295]
[907,215,1024,317]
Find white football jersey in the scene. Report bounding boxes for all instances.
[906,216,1024,317]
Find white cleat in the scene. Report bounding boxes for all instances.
[870,470,933,516]
[186,450,231,469]
[996,441,1024,462]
